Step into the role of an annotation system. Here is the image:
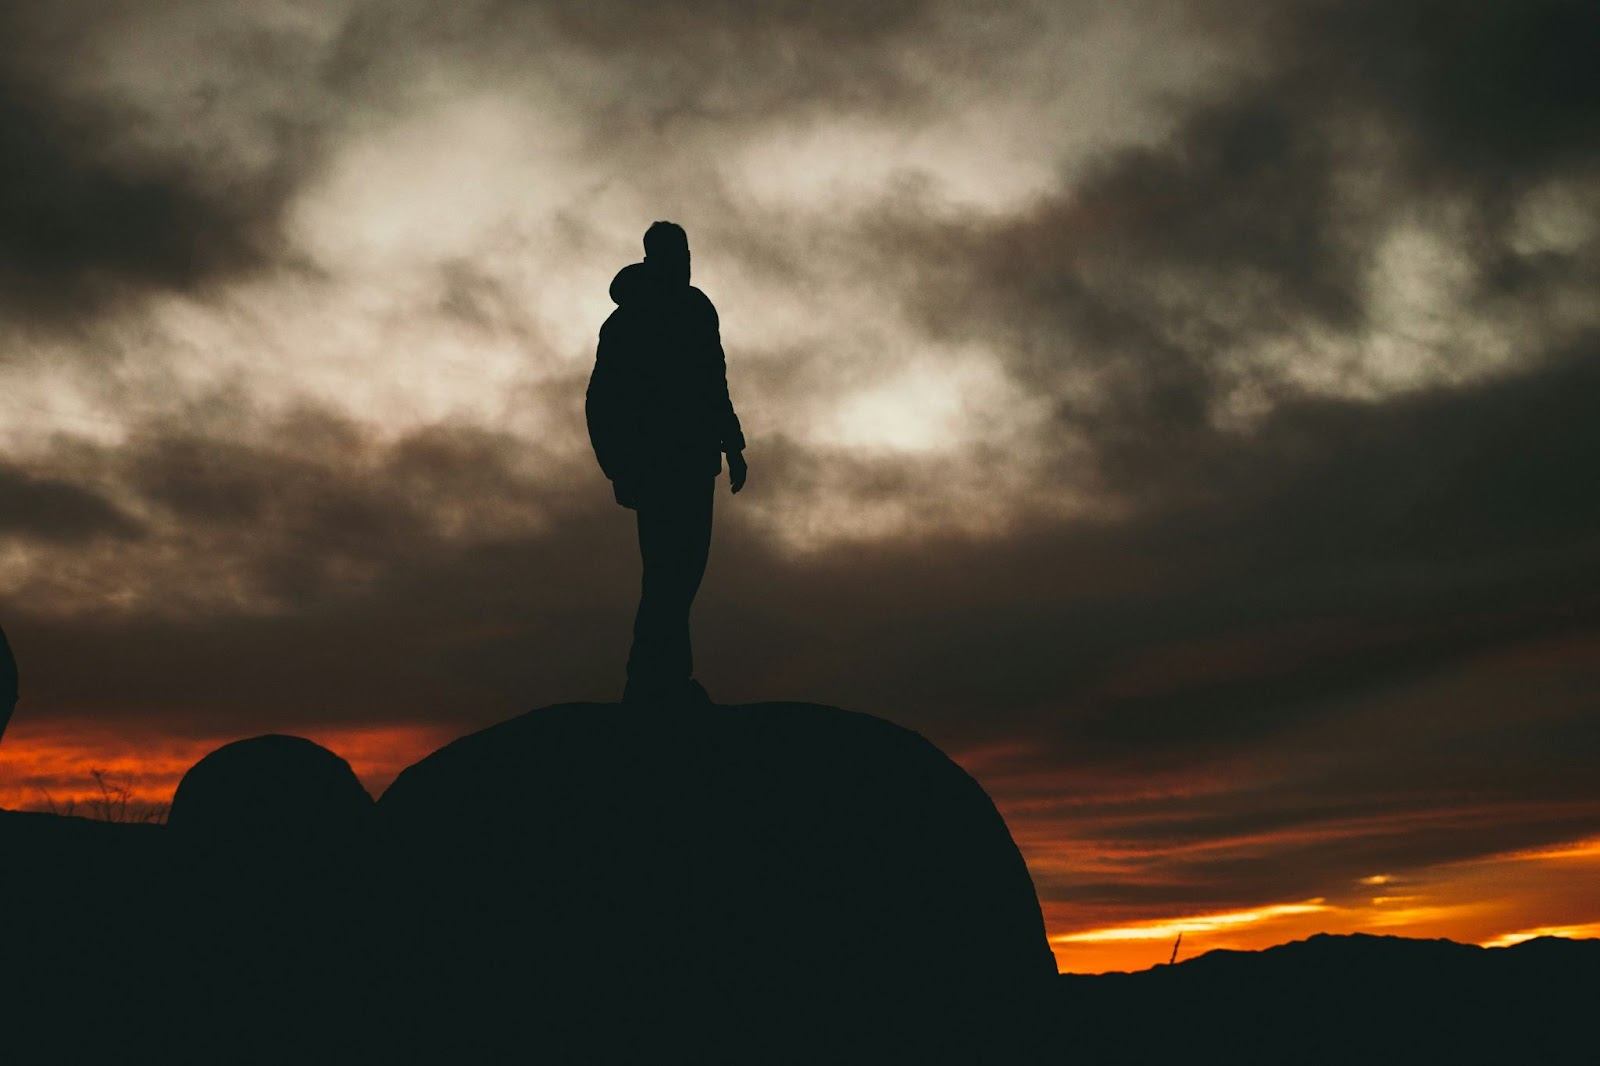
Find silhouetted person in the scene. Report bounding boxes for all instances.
[587,221,746,703]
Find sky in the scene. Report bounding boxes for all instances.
[1,0,1597,974]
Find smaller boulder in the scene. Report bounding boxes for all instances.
[168,734,373,852]
[166,735,378,1060]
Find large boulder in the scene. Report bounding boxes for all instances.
[376,701,1056,1062]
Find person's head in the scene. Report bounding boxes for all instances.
[643,220,690,287]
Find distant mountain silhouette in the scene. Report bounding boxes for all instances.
[1060,931,1600,1064]
[4,705,1597,1064]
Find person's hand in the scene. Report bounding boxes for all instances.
[727,450,748,494]
[613,478,639,509]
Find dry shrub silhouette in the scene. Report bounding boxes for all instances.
[36,768,169,824]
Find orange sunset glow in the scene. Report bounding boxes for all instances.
[0,720,452,817]
[1037,833,1600,973]
[6,719,1598,975]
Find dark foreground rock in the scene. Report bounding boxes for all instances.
[168,734,374,852]
[166,735,379,1061]
[375,701,1057,1062]
[0,810,174,1056]
[3,717,1600,1056]
[1,700,1056,1063]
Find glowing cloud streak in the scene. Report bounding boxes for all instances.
[1052,901,1330,944]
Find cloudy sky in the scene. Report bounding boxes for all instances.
[1,0,1597,972]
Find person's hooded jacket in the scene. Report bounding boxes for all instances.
[586,261,745,485]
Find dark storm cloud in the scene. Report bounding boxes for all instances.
[895,0,1600,495]
[891,0,1600,784]
[118,405,594,607]
[0,403,613,727]
[328,0,1000,136]
[535,0,928,47]
[0,4,318,329]
[0,464,141,543]
[1158,338,1600,573]
[1007,637,1600,907]
[1301,0,1600,189]
[714,337,1600,725]
[772,0,1600,902]
[694,336,1600,899]
[1047,797,1600,909]
[0,0,1019,329]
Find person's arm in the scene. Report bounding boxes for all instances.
[587,318,639,506]
[703,297,747,493]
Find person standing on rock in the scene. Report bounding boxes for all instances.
[587,221,747,704]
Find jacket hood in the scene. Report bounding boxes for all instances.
[609,262,652,305]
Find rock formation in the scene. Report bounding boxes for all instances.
[375,700,1057,1062]
[5,698,1598,1062]
[168,733,373,853]
[166,735,378,1061]
[5,704,1056,1063]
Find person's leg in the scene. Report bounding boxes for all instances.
[626,476,713,698]
[672,476,714,682]
[626,492,669,692]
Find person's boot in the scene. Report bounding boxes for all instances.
[622,677,714,706]
[621,676,661,704]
